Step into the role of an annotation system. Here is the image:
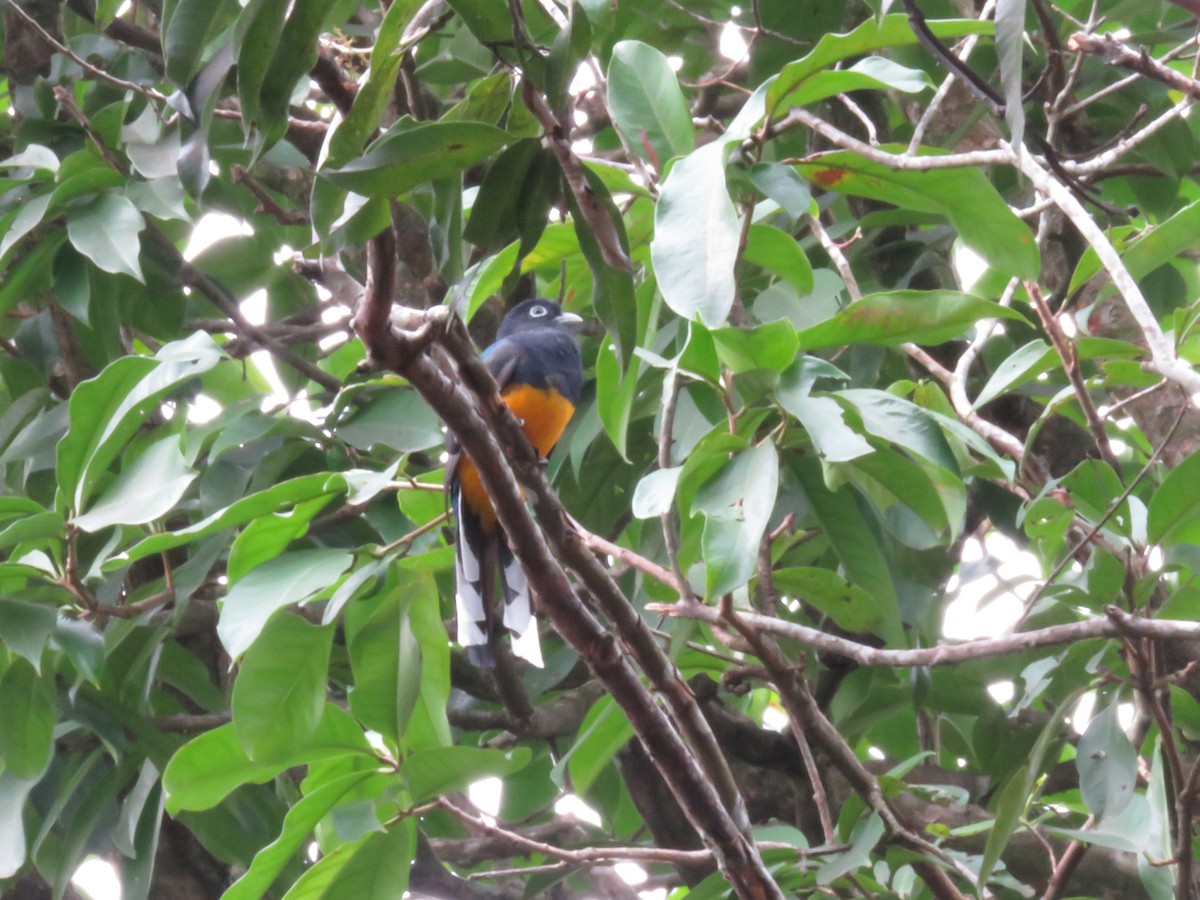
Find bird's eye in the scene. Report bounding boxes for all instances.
[529,305,548,318]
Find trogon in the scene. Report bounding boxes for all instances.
[449,298,584,668]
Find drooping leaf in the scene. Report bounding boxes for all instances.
[652,141,740,327]
[607,40,694,166]
[67,194,147,282]
[795,152,1039,278]
[795,290,1028,349]
[232,613,334,763]
[217,549,353,660]
[323,122,510,198]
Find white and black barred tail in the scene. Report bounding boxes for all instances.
[453,491,543,668]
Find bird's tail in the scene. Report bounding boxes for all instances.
[454,493,543,668]
[498,541,542,668]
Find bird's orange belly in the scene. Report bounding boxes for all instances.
[457,386,576,533]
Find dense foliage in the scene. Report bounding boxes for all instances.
[2,0,1200,897]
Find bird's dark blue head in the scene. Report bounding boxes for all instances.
[495,299,583,339]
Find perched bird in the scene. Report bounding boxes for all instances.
[450,299,584,668]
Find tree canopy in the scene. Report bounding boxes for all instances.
[2,0,1200,897]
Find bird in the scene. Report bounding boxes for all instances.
[449,298,584,668]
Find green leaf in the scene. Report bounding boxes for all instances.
[0,599,58,670]
[323,122,510,198]
[652,141,739,327]
[794,152,1039,279]
[563,696,634,795]
[347,585,421,748]
[774,568,886,633]
[336,389,446,453]
[1070,199,1200,295]
[695,443,779,597]
[796,290,1028,349]
[972,340,1053,409]
[776,56,931,109]
[257,0,331,149]
[163,706,373,814]
[632,466,682,519]
[163,0,236,83]
[816,812,884,885]
[836,389,959,473]
[711,320,799,373]
[73,434,196,532]
[67,194,147,283]
[218,549,353,660]
[114,473,348,568]
[401,746,531,803]
[743,224,814,295]
[595,342,638,458]
[0,659,55,778]
[464,139,557,251]
[233,0,289,140]
[325,0,427,166]
[1148,450,1200,545]
[566,165,638,364]
[0,771,39,878]
[56,333,223,512]
[232,613,334,763]
[607,40,694,165]
[996,0,1027,146]
[766,15,991,116]
[223,770,385,900]
[1077,700,1136,820]
[748,162,812,217]
[777,360,871,462]
[791,456,899,632]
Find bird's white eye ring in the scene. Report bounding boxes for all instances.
[529,305,548,318]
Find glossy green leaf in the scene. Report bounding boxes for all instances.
[347,586,421,747]
[233,0,289,137]
[791,457,899,632]
[777,56,931,109]
[323,122,510,198]
[743,224,814,295]
[652,141,739,327]
[73,434,196,532]
[114,472,348,568]
[632,466,682,519]
[0,771,38,878]
[564,696,635,796]
[163,706,373,814]
[796,290,1028,349]
[0,660,54,778]
[836,389,958,473]
[795,152,1039,279]
[217,549,353,660]
[996,0,1027,146]
[696,442,779,597]
[66,194,147,282]
[401,746,531,803]
[748,161,813,216]
[223,770,385,900]
[607,40,694,165]
[1148,450,1200,545]
[57,333,222,513]
[1071,199,1200,295]
[0,599,57,670]
[774,568,886,633]
[1077,701,1136,820]
[232,612,334,763]
[163,0,236,83]
[766,15,991,116]
[711,319,799,373]
[257,0,331,149]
